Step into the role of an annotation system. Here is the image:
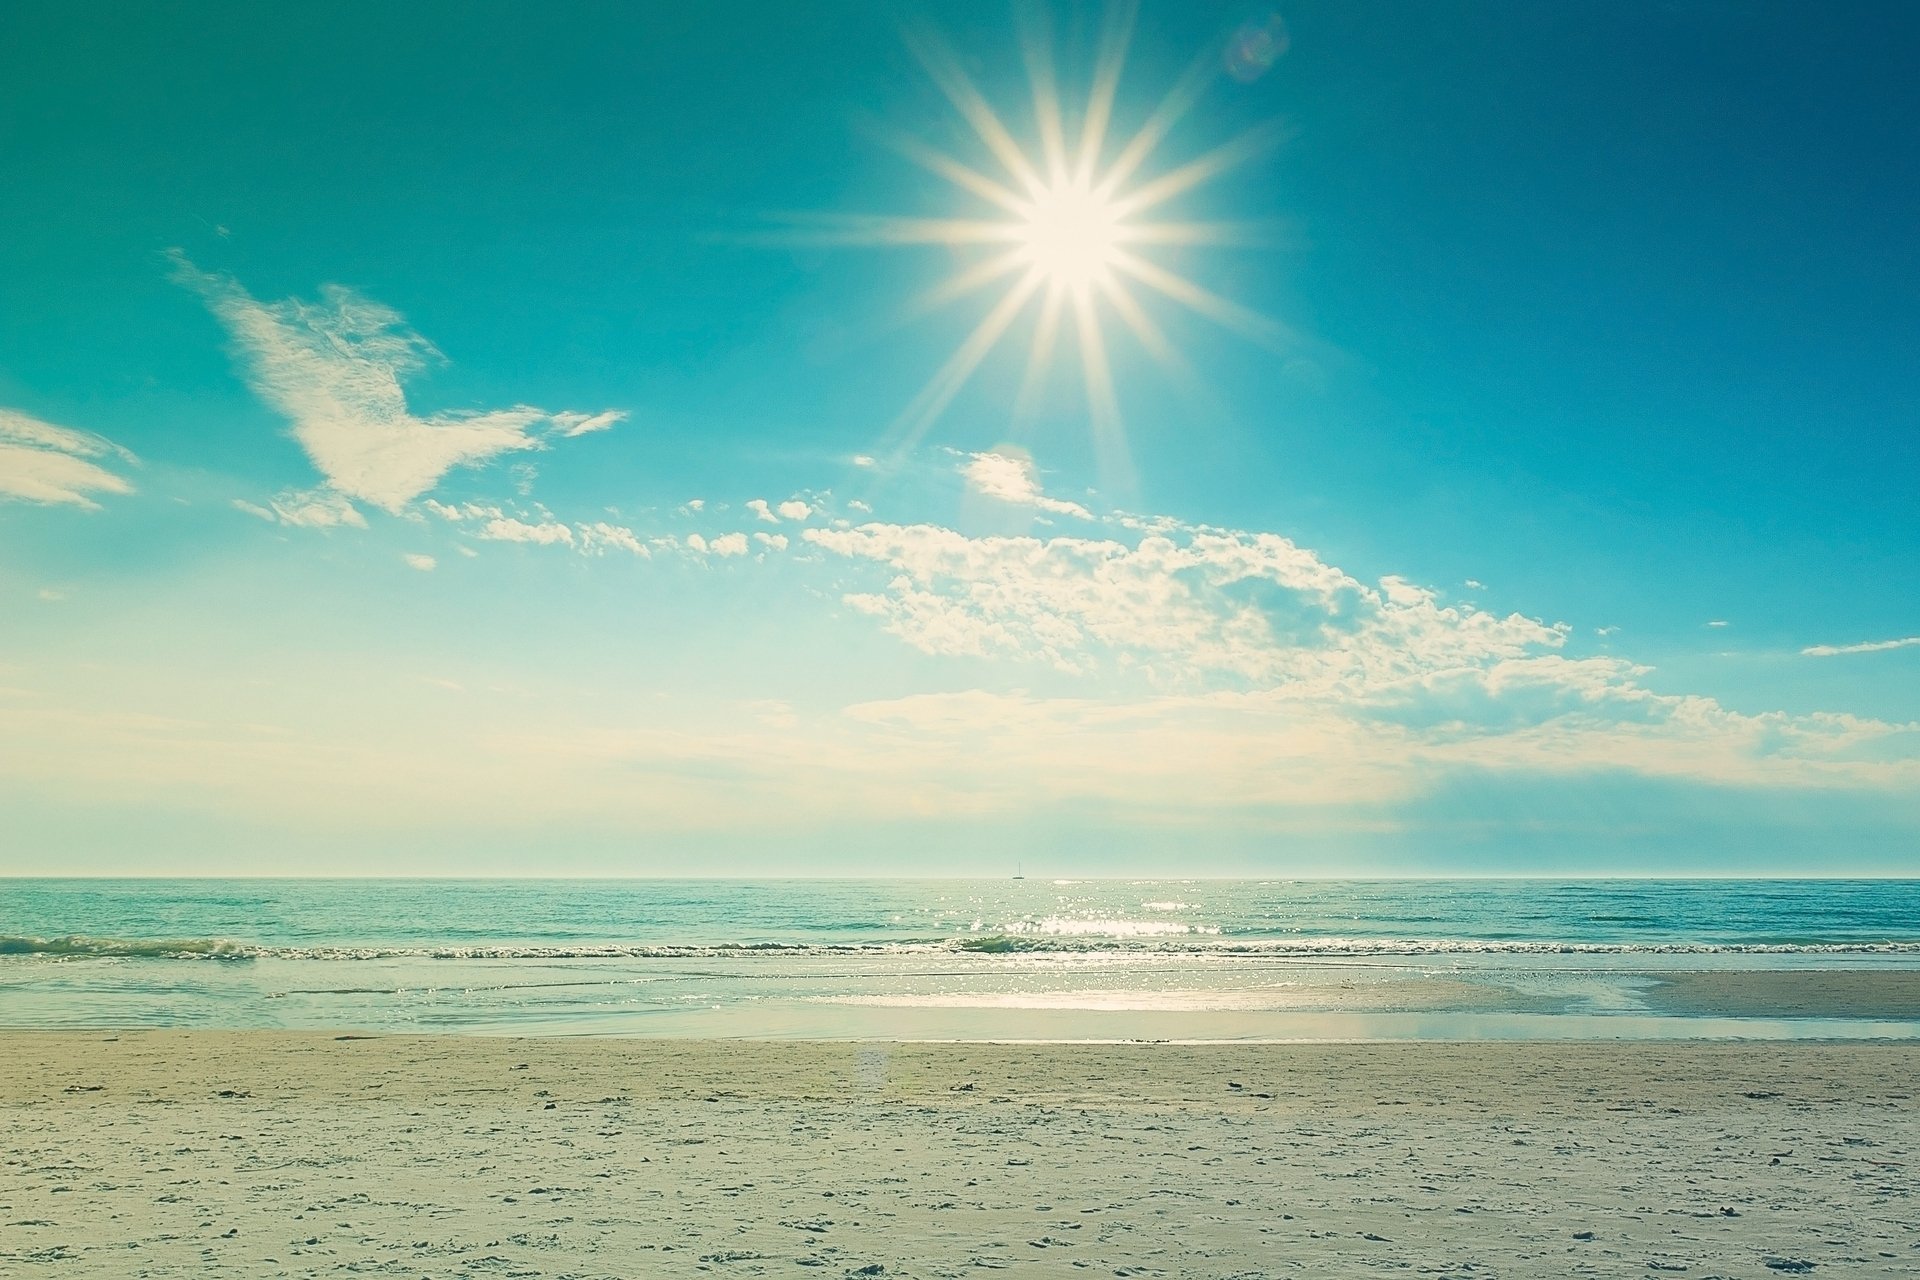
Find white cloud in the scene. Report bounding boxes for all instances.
[710,532,750,558]
[1804,636,1920,658]
[579,522,649,557]
[0,409,137,509]
[753,532,789,551]
[235,487,368,529]
[403,553,436,571]
[1707,620,1730,628]
[479,516,573,546]
[852,454,876,468]
[685,533,708,553]
[173,254,621,513]
[777,499,814,521]
[961,450,1093,520]
[802,508,1920,794]
[549,410,627,438]
[806,520,1557,686]
[747,499,778,523]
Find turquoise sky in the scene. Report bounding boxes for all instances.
[2,0,1916,875]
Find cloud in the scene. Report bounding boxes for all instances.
[1804,636,1920,658]
[402,553,436,571]
[710,532,750,558]
[549,410,627,438]
[748,498,813,524]
[233,487,368,529]
[753,532,789,551]
[579,522,649,557]
[804,509,1919,795]
[426,500,647,557]
[0,409,137,509]
[805,520,1557,685]
[479,515,573,546]
[173,254,621,513]
[961,450,1093,520]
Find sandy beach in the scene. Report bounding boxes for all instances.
[3,1033,1917,1277]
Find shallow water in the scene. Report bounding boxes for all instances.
[3,878,1917,1038]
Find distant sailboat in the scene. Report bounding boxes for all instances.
[1012,862,1024,880]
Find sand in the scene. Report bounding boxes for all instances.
[3,1033,1917,1277]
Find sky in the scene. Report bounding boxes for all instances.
[1,0,1916,876]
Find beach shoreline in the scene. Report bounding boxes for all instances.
[4,1032,1917,1276]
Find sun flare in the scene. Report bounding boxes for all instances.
[1017,180,1124,289]
[784,4,1287,477]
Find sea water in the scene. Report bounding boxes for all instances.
[2,878,1917,1039]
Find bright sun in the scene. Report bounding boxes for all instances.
[789,5,1285,477]
[1018,180,1124,289]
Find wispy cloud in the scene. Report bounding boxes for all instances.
[1804,635,1920,657]
[232,488,368,529]
[550,410,627,438]
[0,409,137,509]
[961,449,1093,520]
[173,253,622,514]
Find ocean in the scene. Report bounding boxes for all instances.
[3,878,1918,1040]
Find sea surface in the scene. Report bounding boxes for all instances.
[3,878,1918,1040]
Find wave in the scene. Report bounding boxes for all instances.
[6,932,1920,962]
[0,935,253,960]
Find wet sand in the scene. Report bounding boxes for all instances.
[3,1032,1918,1277]
[1644,968,1920,1019]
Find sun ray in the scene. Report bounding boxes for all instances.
[1074,0,1138,186]
[887,269,1046,453]
[1112,219,1281,248]
[1109,248,1293,349]
[904,25,1045,193]
[1013,282,1068,422]
[910,248,1031,318]
[1070,286,1133,487]
[1107,120,1289,220]
[1094,47,1217,198]
[866,124,1028,215]
[760,213,1023,247]
[1098,276,1177,367]
[1018,9,1071,185]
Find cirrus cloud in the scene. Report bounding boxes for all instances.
[0,409,138,509]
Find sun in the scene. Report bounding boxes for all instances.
[1017,179,1125,290]
[784,4,1287,478]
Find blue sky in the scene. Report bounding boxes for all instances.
[2,0,1916,874]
